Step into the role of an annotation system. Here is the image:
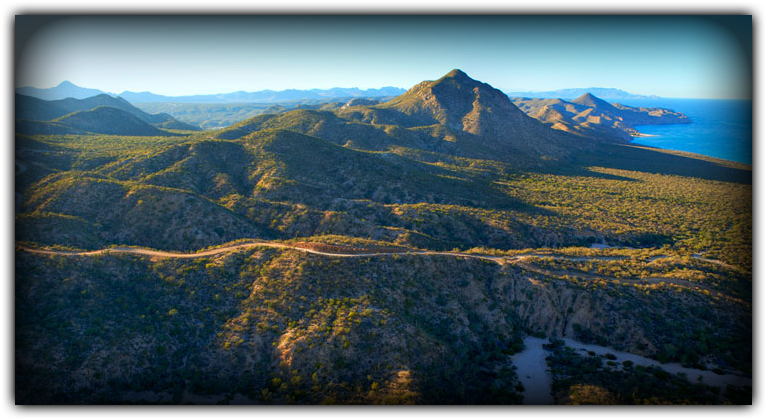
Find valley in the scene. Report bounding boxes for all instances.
[14,69,751,404]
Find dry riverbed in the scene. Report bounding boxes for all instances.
[510,335,751,405]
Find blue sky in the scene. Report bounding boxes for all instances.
[16,16,751,99]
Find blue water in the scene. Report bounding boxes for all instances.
[617,99,752,165]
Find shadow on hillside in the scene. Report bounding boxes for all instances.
[562,143,751,184]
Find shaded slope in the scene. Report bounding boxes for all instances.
[19,172,262,251]
[51,107,174,136]
[238,129,528,208]
[16,128,552,252]
[104,140,256,200]
[15,93,201,131]
[571,92,617,110]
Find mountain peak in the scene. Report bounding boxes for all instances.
[441,69,470,80]
[576,92,597,101]
[56,80,78,88]
[384,69,526,133]
[572,92,615,110]
[377,69,581,160]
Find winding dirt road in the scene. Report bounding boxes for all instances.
[18,241,738,299]
[19,241,508,262]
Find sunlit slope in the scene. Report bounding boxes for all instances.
[18,172,261,251]
[218,70,594,165]
[512,93,691,141]
[16,71,751,267]
[16,246,750,404]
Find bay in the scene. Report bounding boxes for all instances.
[618,98,752,165]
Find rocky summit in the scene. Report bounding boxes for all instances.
[383,69,528,130]
[376,69,586,159]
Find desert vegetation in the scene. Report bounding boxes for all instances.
[15,70,751,404]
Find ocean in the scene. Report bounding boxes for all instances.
[617,99,752,165]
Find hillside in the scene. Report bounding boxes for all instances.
[15,93,201,132]
[512,93,691,141]
[135,100,350,130]
[15,69,751,404]
[57,107,178,136]
[17,106,180,137]
[216,70,594,167]
[17,243,750,404]
[372,69,587,160]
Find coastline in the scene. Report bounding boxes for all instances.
[622,99,751,165]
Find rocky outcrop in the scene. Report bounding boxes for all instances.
[341,98,381,108]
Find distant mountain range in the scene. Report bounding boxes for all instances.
[15,76,690,142]
[118,87,406,104]
[15,81,406,104]
[15,81,106,101]
[505,87,661,100]
[16,81,665,105]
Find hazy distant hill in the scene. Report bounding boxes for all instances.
[506,87,661,100]
[15,80,108,100]
[135,99,360,129]
[16,80,406,104]
[55,106,175,136]
[15,93,201,133]
[17,106,179,137]
[511,93,691,141]
[119,86,406,104]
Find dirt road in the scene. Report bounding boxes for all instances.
[19,242,739,300]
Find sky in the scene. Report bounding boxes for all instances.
[15,15,752,99]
